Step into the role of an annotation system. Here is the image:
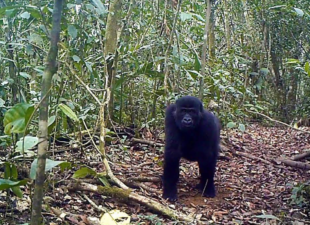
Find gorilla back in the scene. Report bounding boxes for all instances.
[162,96,220,201]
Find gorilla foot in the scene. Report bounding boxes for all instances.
[162,191,178,202]
[195,183,216,198]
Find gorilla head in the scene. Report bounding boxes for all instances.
[173,96,204,131]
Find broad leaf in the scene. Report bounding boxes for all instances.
[0,179,27,191]
[226,122,236,128]
[293,8,304,17]
[73,167,97,179]
[238,124,246,132]
[4,103,34,135]
[68,24,77,39]
[180,12,192,21]
[58,103,79,122]
[92,0,107,15]
[30,159,65,180]
[15,136,39,153]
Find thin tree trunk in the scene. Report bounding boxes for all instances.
[163,0,181,104]
[208,3,215,60]
[104,0,122,125]
[224,0,231,50]
[199,0,211,99]
[30,0,63,224]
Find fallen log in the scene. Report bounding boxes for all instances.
[275,159,310,170]
[68,181,196,223]
[292,151,310,161]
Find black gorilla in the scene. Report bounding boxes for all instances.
[162,96,220,201]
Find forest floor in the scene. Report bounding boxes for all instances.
[1,123,310,224]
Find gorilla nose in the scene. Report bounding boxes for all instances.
[183,118,192,124]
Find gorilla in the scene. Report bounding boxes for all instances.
[162,96,220,201]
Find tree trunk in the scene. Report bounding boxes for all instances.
[30,0,63,224]
[208,3,215,60]
[104,0,122,125]
[199,0,211,99]
[224,0,231,50]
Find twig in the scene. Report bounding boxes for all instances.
[80,193,107,212]
[247,110,310,135]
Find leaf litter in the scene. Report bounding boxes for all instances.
[0,123,309,224]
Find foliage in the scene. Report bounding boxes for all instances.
[291,182,310,207]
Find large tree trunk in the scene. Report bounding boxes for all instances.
[30,0,63,224]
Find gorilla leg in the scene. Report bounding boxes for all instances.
[197,158,216,197]
[162,154,180,201]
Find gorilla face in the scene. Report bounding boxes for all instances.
[173,96,203,131]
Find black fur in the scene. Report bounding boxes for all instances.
[162,96,220,201]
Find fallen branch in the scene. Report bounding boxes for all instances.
[234,151,273,165]
[275,158,310,170]
[292,151,310,161]
[131,138,164,147]
[68,181,196,223]
[247,110,310,135]
[128,176,161,183]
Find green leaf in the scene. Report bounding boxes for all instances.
[20,11,30,19]
[72,55,81,63]
[293,8,304,17]
[68,24,77,39]
[19,72,32,79]
[92,0,107,15]
[286,58,300,64]
[30,159,65,180]
[4,163,10,179]
[226,122,236,128]
[11,164,18,180]
[73,167,97,179]
[3,103,34,135]
[48,115,56,127]
[180,12,192,21]
[0,98,5,107]
[11,186,23,198]
[15,136,39,153]
[305,62,310,76]
[28,33,44,46]
[59,162,72,172]
[238,124,246,132]
[58,103,79,122]
[98,176,110,187]
[194,52,201,71]
[48,116,56,134]
[0,179,27,191]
